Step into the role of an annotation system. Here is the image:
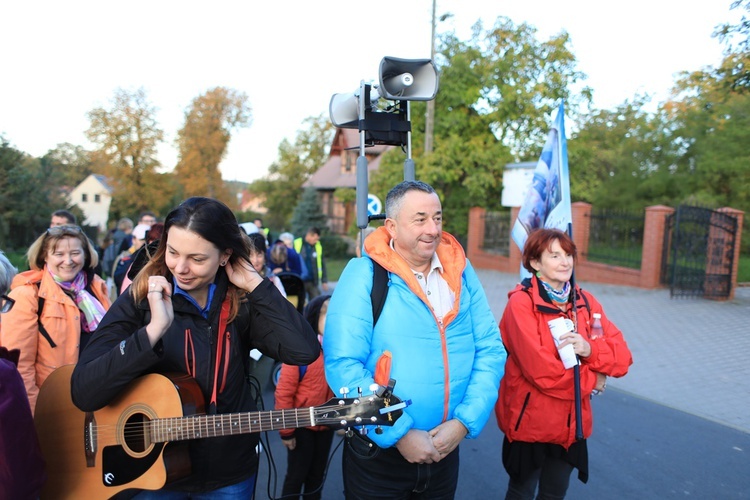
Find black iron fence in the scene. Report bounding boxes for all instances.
[482,210,512,256]
[585,208,645,269]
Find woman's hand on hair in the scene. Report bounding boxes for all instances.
[225,258,264,293]
[145,277,173,347]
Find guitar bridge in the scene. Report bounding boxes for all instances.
[84,411,97,467]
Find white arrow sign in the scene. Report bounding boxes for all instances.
[367,194,383,216]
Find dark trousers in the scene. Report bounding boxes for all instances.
[342,433,459,500]
[304,280,321,299]
[504,454,574,500]
[281,428,334,500]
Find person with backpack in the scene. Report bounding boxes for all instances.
[274,294,334,500]
[324,180,506,499]
[0,225,110,414]
[496,228,633,499]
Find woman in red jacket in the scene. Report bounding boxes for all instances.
[496,229,632,499]
[274,294,334,500]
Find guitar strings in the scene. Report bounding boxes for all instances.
[86,404,363,440]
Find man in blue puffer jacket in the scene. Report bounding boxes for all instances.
[325,180,506,499]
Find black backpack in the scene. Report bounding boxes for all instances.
[371,260,389,326]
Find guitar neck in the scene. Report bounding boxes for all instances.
[149,408,315,443]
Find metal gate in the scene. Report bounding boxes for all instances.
[660,206,738,299]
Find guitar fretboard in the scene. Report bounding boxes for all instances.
[149,408,315,443]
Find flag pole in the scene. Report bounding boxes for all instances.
[568,222,584,441]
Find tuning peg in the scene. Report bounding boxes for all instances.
[357,387,363,398]
[369,383,379,394]
[339,387,349,396]
[358,426,369,435]
[375,426,383,435]
[345,429,354,438]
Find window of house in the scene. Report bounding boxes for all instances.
[94,194,101,203]
[343,151,353,173]
[82,193,88,202]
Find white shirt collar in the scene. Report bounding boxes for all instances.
[389,239,443,276]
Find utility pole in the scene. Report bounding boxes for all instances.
[424,0,436,154]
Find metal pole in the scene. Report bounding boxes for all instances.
[424,0,436,154]
[404,101,415,181]
[356,80,370,229]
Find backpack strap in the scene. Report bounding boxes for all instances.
[371,259,389,326]
[370,260,391,387]
[34,282,57,348]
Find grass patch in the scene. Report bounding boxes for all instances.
[5,251,28,271]
[739,254,750,283]
[326,257,353,282]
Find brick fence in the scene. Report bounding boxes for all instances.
[466,202,745,300]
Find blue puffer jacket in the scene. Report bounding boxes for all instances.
[324,227,505,448]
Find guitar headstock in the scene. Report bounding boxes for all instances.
[313,389,409,429]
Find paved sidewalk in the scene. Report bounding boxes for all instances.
[476,269,750,434]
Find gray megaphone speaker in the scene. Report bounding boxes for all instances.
[329,86,383,128]
[378,57,439,101]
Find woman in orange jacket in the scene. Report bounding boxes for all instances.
[0,225,110,413]
[274,294,335,500]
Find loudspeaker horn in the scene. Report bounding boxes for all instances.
[378,57,439,101]
[329,86,383,128]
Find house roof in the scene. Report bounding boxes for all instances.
[93,174,113,193]
[304,128,394,190]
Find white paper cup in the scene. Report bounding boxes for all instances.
[547,317,579,369]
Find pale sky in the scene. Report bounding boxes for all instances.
[0,0,740,184]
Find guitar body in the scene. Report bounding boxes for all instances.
[34,365,203,499]
[35,365,407,499]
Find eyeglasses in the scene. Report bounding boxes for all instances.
[1,294,14,313]
[46,225,84,236]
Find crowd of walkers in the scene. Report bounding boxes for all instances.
[0,185,631,499]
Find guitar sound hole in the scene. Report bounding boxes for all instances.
[123,413,150,453]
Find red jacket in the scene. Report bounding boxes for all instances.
[496,277,632,449]
[274,343,334,439]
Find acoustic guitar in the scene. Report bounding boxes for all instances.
[34,364,407,499]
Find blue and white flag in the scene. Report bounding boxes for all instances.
[511,101,572,277]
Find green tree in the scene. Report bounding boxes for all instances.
[85,87,169,220]
[40,143,93,188]
[250,115,333,229]
[665,51,750,214]
[290,187,328,237]
[568,96,677,210]
[0,138,64,249]
[713,0,750,90]
[174,87,252,205]
[372,17,591,238]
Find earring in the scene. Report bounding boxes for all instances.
[221,261,227,266]
[535,270,542,278]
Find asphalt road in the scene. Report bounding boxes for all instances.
[252,383,750,499]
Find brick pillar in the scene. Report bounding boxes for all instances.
[641,205,675,289]
[716,207,744,301]
[509,206,522,273]
[571,202,591,261]
[467,207,486,262]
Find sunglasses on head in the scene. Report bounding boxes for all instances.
[46,225,84,236]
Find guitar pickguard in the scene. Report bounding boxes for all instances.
[102,444,165,487]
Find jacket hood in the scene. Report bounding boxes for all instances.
[10,269,44,289]
[364,226,466,283]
